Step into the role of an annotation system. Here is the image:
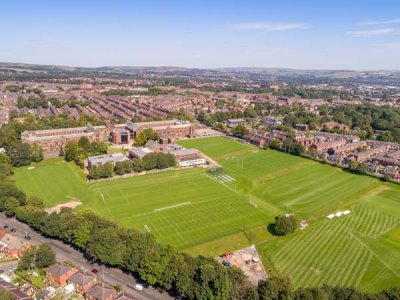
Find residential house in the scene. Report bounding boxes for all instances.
[0,230,32,258]
[85,285,116,300]
[69,272,97,294]
[0,277,31,300]
[46,264,78,286]
[226,118,245,128]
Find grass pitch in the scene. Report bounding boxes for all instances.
[13,158,90,206]
[13,137,400,292]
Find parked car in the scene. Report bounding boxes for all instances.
[134,284,143,292]
[91,268,98,274]
[3,225,9,230]
[10,228,16,233]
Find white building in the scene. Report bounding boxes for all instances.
[177,155,207,167]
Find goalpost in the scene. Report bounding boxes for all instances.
[99,193,104,201]
[144,224,151,233]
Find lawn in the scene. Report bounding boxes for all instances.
[13,158,90,207]
[12,136,400,292]
[257,187,400,292]
[85,168,276,249]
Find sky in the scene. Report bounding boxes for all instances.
[1,0,400,70]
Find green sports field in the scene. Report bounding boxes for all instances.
[13,136,400,292]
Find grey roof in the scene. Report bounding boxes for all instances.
[86,285,115,300]
[126,121,141,132]
[47,264,75,277]
[0,278,31,300]
[145,140,159,148]
[113,128,129,133]
[88,153,128,166]
[69,272,96,286]
[126,119,181,132]
[170,148,200,156]
[129,148,151,159]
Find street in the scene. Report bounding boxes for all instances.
[0,213,173,300]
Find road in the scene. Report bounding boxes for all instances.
[0,214,173,300]
[0,260,18,272]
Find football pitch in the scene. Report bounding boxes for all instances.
[13,136,400,292]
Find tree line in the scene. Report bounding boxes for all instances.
[88,152,176,180]
[63,136,108,168]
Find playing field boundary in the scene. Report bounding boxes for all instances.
[153,202,192,212]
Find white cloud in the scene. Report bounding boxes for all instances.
[347,28,398,37]
[356,19,400,26]
[225,22,309,31]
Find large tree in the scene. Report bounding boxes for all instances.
[8,143,32,167]
[143,153,158,170]
[78,136,91,155]
[231,125,249,138]
[30,143,44,162]
[135,128,159,146]
[270,214,299,236]
[4,197,20,217]
[64,141,79,161]
[258,276,293,300]
[35,243,56,268]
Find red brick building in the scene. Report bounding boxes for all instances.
[21,125,111,155]
[0,230,32,258]
[46,264,78,286]
[111,128,131,145]
[126,120,195,140]
[85,285,116,300]
[69,272,97,294]
[21,120,195,155]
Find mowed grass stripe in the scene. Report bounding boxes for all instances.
[294,219,359,287]
[291,221,351,286]
[343,248,372,287]
[311,228,362,287]
[275,223,329,273]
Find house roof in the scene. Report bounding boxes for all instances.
[170,148,199,157]
[0,278,31,300]
[46,264,76,277]
[69,272,96,286]
[86,285,116,300]
[145,140,159,149]
[178,154,204,162]
[0,229,7,239]
[0,233,31,250]
[117,294,139,300]
[128,148,151,159]
[88,153,128,166]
